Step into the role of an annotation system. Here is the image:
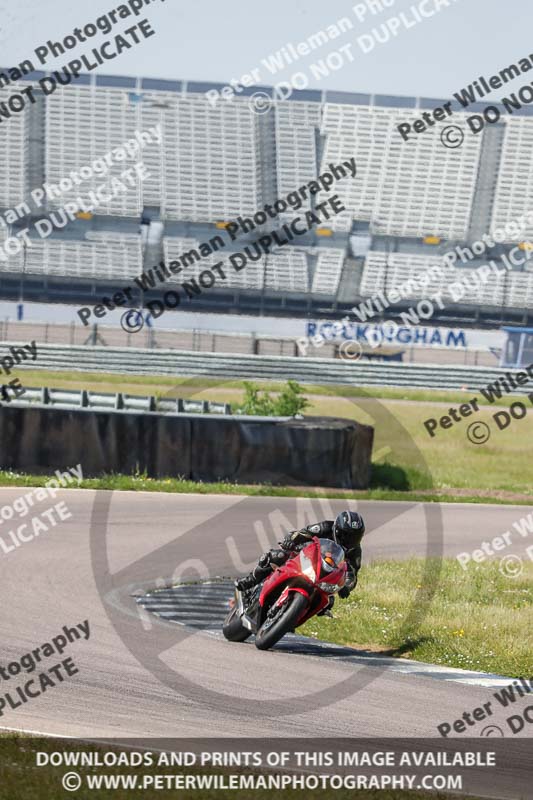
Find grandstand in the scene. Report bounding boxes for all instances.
[0,85,31,212]
[23,236,143,281]
[361,251,533,309]
[0,73,531,325]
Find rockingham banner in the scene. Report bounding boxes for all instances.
[305,320,505,351]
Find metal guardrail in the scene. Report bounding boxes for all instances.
[4,342,532,393]
[8,385,232,414]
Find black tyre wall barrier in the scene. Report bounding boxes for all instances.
[0,407,374,489]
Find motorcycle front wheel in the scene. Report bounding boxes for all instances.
[255,592,308,651]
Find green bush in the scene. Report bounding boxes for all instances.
[275,380,309,416]
[238,380,309,417]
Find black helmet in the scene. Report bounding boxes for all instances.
[333,510,365,548]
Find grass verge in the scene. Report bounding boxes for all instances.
[301,558,533,677]
[0,468,526,505]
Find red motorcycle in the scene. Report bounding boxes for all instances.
[223,537,347,650]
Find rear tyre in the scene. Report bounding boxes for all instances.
[255,592,308,651]
[222,603,252,642]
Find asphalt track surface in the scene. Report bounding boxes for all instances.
[0,489,531,796]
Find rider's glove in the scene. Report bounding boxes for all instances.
[280,530,312,551]
[339,565,358,599]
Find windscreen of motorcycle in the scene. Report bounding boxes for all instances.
[319,538,345,576]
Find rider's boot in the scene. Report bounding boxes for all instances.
[235,553,272,592]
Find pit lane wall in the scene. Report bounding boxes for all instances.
[0,406,374,489]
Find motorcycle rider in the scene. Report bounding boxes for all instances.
[235,510,365,606]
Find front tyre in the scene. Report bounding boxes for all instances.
[222,603,251,642]
[255,592,308,651]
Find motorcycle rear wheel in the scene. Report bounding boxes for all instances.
[222,603,252,642]
[255,592,308,651]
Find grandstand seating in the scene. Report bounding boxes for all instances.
[275,102,318,223]
[361,251,533,309]
[491,117,533,242]
[0,226,24,273]
[321,104,392,233]
[163,235,264,291]
[162,98,264,221]
[361,252,445,297]
[0,73,532,316]
[321,106,482,238]
[165,237,311,294]
[265,251,309,293]
[20,237,142,281]
[45,86,145,217]
[505,272,533,307]
[0,85,31,211]
[312,249,345,296]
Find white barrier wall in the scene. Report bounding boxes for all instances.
[0,301,505,352]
